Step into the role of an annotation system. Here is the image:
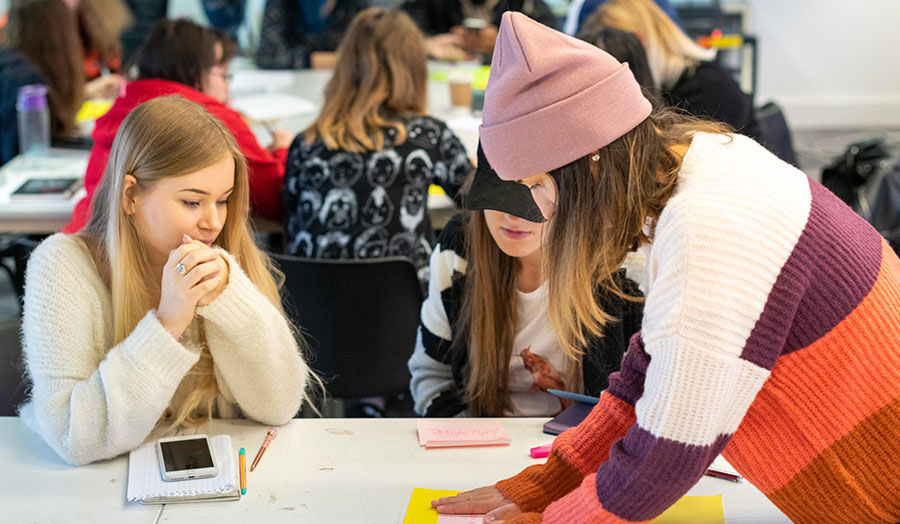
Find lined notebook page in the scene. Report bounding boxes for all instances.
[126,434,236,501]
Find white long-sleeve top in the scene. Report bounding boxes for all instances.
[19,233,309,466]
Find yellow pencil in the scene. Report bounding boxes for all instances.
[239,447,247,495]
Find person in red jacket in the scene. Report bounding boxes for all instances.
[64,18,293,233]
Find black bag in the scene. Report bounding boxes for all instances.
[822,138,900,253]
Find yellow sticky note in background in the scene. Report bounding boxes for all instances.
[403,488,462,524]
[651,495,724,524]
[75,100,113,124]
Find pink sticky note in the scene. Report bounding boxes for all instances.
[416,420,511,448]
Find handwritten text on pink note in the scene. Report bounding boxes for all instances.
[417,420,511,447]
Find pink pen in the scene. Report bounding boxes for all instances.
[704,467,742,483]
[530,444,552,458]
[250,428,277,471]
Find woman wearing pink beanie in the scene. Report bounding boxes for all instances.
[432,11,900,524]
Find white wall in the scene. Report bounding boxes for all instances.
[742,0,900,129]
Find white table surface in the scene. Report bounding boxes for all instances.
[0,416,790,523]
[0,416,162,524]
[0,67,466,234]
[0,149,89,234]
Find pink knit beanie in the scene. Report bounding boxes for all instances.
[480,12,652,181]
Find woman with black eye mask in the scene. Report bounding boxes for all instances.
[408,143,643,419]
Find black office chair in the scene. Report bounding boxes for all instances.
[755,101,799,168]
[0,318,29,416]
[0,235,39,305]
[272,255,423,408]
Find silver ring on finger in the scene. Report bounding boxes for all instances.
[175,262,187,275]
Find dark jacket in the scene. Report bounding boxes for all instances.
[402,0,558,35]
[0,48,45,166]
[256,0,366,69]
[664,60,761,140]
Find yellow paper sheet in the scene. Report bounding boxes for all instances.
[403,489,723,524]
[428,66,491,89]
[75,100,113,123]
[651,495,724,524]
[403,488,461,524]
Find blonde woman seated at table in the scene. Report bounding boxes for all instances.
[19,97,314,466]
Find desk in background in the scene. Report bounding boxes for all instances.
[0,150,88,234]
[0,66,468,235]
[229,63,481,158]
[0,416,790,523]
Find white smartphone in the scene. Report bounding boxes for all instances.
[156,434,219,481]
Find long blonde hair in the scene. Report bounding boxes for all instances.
[587,0,715,90]
[79,96,303,428]
[78,0,132,70]
[305,7,428,152]
[544,107,729,360]
[460,108,729,415]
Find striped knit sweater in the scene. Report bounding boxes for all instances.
[495,132,900,524]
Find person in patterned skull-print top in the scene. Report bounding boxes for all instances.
[282,8,473,282]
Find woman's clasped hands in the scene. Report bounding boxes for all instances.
[156,234,229,339]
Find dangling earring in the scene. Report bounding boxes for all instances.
[591,153,600,161]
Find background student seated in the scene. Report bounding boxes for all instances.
[256,0,366,69]
[64,18,293,234]
[404,0,558,60]
[3,0,122,144]
[20,97,315,466]
[580,0,760,139]
[283,7,473,282]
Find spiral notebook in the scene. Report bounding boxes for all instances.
[126,434,240,504]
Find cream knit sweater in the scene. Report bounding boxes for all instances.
[19,234,309,466]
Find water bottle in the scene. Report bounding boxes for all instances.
[16,84,50,157]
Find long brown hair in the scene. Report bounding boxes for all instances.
[78,0,132,70]
[6,0,84,138]
[305,7,428,152]
[457,210,518,416]
[80,96,311,428]
[460,106,730,415]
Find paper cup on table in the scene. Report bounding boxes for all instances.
[448,70,474,109]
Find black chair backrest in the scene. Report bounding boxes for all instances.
[272,255,423,400]
[0,318,28,416]
[755,101,799,168]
